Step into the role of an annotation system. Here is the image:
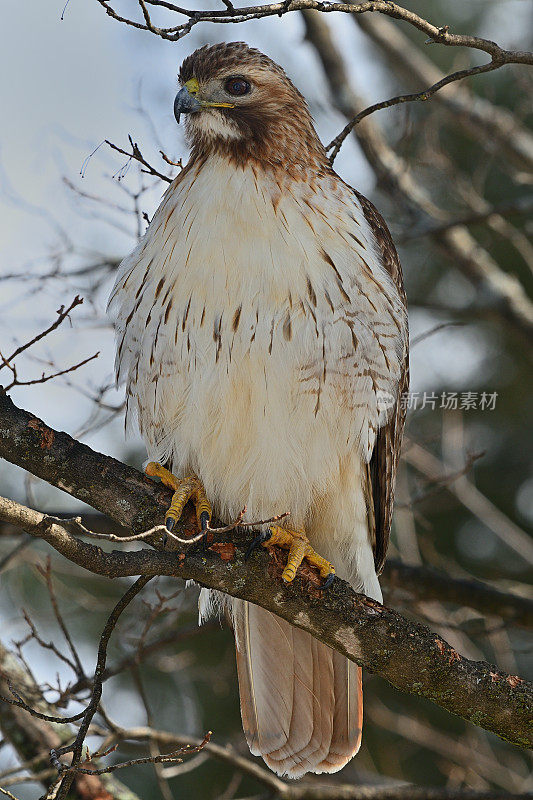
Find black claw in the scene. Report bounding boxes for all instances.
[165,517,175,532]
[322,573,335,590]
[161,532,168,548]
[200,511,210,532]
[245,529,272,561]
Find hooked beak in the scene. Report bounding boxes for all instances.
[174,86,202,124]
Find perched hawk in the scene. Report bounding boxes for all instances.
[110,42,408,778]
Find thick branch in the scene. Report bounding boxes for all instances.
[0,389,172,533]
[0,392,531,749]
[2,513,530,629]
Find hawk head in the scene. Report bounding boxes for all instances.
[175,42,327,171]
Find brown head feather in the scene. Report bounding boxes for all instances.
[178,42,328,177]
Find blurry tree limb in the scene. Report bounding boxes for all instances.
[367,698,527,794]
[0,394,531,749]
[301,10,533,347]
[0,641,142,800]
[382,561,533,631]
[82,723,533,800]
[431,227,533,344]
[396,197,533,243]
[404,442,533,565]
[325,58,525,163]
[354,11,533,172]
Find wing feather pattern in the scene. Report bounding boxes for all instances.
[356,191,409,573]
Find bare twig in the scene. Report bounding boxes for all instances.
[74,731,211,776]
[17,608,81,681]
[0,296,98,392]
[326,58,511,163]
[2,352,99,392]
[51,576,152,800]
[106,137,173,183]
[0,686,85,725]
[0,297,83,369]
[206,507,290,534]
[36,559,85,679]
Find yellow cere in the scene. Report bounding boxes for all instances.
[185,76,235,109]
[184,77,200,95]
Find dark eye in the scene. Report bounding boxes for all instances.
[224,77,251,97]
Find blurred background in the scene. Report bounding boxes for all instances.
[0,1,532,797]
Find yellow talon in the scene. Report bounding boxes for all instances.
[145,462,212,532]
[264,526,335,584]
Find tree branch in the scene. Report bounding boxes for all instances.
[0,392,531,749]
[301,10,533,348]
[0,640,142,800]
[382,561,533,631]
[326,58,511,163]
[94,0,533,63]
[2,513,530,629]
[354,11,533,172]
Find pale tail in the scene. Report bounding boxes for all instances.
[232,599,362,778]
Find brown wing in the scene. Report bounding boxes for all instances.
[356,191,409,575]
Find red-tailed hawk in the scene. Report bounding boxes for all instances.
[110,42,408,778]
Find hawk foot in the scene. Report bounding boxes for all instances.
[145,462,212,533]
[263,526,335,586]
